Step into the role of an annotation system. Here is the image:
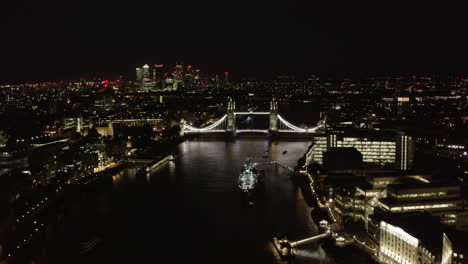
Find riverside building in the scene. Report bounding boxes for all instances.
[311,129,414,170]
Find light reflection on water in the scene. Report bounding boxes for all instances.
[293,245,335,264]
[105,139,373,264]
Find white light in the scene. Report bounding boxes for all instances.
[381,221,418,246]
[183,115,228,132]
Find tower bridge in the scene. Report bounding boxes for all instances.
[181,98,325,136]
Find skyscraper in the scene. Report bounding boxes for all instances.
[135,67,142,82]
[173,64,184,90]
[135,64,153,91]
[142,64,150,82]
[395,134,414,171]
[152,64,165,90]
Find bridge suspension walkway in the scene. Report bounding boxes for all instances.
[181,98,325,135]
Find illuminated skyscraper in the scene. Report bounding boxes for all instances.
[152,64,165,90]
[396,134,414,170]
[135,67,142,82]
[134,64,154,91]
[142,64,150,81]
[165,73,174,90]
[173,64,184,90]
[183,65,196,89]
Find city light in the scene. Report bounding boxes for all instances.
[1,52,468,264]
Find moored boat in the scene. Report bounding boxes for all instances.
[238,158,259,192]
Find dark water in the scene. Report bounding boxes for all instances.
[82,140,373,264]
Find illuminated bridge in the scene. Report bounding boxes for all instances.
[181,98,325,135]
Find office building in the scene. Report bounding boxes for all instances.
[379,220,436,264]
[323,147,363,170]
[332,172,433,223]
[173,64,184,90]
[371,209,444,264]
[152,64,165,89]
[334,186,367,222]
[442,231,468,264]
[135,64,154,91]
[136,67,142,82]
[63,117,84,132]
[311,129,414,170]
[378,184,464,227]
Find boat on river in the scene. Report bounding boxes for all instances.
[238,158,259,192]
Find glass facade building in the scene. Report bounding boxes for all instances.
[311,130,414,170]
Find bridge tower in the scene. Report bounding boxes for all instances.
[269,98,278,132]
[226,97,236,132]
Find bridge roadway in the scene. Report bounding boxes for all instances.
[184,129,319,133]
[236,129,268,134]
[233,111,270,115]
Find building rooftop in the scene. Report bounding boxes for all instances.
[367,171,432,179]
[323,173,367,186]
[326,127,405,139]
[380,197,462,206]
[387,182,460,191]
[374,208,445,255]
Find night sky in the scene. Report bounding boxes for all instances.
[2,1,468,82]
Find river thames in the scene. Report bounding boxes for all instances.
[79,139,374,264]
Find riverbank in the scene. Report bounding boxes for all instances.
[294,143,378,263]
[0,161,125,264]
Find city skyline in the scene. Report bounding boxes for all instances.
[1,2,468,264]
[1,59,467,264]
